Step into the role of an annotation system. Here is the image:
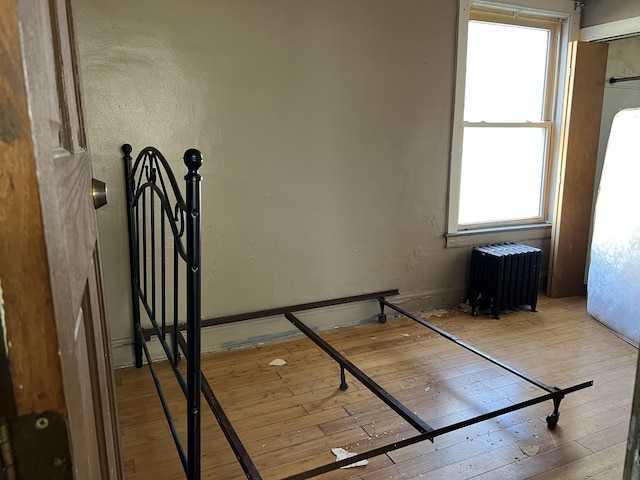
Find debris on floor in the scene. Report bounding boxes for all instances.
[268,358,286,366]
[519,444,540,456]
[458,302,473,314]
[331,447,368,468]
[418,308,449,319]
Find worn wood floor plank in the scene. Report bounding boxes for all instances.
[116,295,636,479]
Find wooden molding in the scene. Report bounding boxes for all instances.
[580,16,640,42]
[548,41,609,298]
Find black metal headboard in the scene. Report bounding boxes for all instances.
[123,144,203,478]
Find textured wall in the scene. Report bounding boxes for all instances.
[73,0,549,366]
[583,0,640,27]
[592,36,640,218]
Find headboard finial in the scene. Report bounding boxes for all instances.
[122,143,133,156]
[184,148,203,172]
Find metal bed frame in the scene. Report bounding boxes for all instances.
[123,144,593,479]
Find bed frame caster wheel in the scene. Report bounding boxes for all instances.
[546,412,559,428]
[547,392,563,428]
[378,313,387,324]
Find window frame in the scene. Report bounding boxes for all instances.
[447,0,580,236]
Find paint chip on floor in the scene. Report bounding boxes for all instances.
[519,444,540,456]
[269,359,286,366]
[458,302,473,314]
[419,308,449,319]
[331,447,368,468]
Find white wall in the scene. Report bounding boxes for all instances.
[73,0,551,367]
[585,37,640,283]
[596,36,640,185]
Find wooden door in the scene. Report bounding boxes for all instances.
[0,0,123,478]
[548,41,608,298]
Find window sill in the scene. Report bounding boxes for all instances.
[445,223,552,248]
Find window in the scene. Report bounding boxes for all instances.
[448,2,576,234]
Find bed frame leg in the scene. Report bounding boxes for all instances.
[134,333,143,368]
[378,300,387,323]
[339,367,349,391]
[123,144,144,368]
[172,334,181,367]
[546,392,563,428]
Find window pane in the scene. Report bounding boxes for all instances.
[459,127,546,225]
[464,21,549,122]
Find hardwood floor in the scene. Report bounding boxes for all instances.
[115,295,637,479]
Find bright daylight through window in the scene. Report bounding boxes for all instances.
[458,15,556,227]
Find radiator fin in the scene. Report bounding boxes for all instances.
[468,243,541,319]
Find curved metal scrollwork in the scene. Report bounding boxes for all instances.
[123,143,203,478]
[128,146,189,260]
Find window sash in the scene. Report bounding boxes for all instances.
[463,122,552,128]
[458,123,553,229]
[448,4,567,233]
[464,20,552,124]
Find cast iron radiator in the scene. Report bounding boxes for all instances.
[468,243,541,319]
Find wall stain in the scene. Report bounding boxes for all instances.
[0,101,19,145]
[0,23,25,145]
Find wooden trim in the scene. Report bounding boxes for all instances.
[448,1,572,233]
[0,0,66,415]
[548,41,608,298]
[64,0,88,150]
[89,247,125,479]
[447,0,470,234]
[470,8,565,26]
[47,0,73,152]
[471,0,576,17]
[463,122,552,128]
[580,16,640,42]
[0,280,16,419]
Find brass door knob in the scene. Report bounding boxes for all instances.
[92,178,107,209]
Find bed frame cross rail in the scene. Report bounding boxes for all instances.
[285,311,434,435]
[281,377,593,480]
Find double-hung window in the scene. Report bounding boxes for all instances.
[448,3,573,234]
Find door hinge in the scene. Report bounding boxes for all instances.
[0,412,73,480]
[1,418,17,480]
